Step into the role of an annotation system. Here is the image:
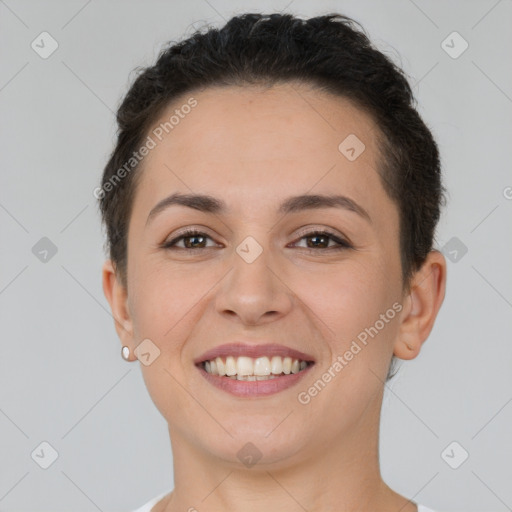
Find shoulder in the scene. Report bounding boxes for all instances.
[417,505,440,512]
[131,490,173,512]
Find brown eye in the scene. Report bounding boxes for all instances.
[163,230,216,250]
[291,230,352,251]
[162,229,352,252]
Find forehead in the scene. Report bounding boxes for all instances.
[152,83,379,160]
[135,82,390,217]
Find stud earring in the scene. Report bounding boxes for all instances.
[121,346,131,361]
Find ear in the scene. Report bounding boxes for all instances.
[102,259,135,360]
[394,250,447,360]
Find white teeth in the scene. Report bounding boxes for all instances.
[236,374,279,381]
[253,356,271,376]
[225,356,237,376]
[215,357,226,376]
[270,356,283,375]
[236,375,257,381]
[202,355,311,377]
[236,356,254,376]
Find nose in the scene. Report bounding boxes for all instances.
[214,241,294,326]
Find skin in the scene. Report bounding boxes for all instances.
[103,82,446,512]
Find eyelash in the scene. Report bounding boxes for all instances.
[162,228,352,253]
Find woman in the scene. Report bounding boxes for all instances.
[99,12,447,512]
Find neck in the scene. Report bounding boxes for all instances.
[162,390,415,512]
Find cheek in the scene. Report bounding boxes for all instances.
[127,264,207,416]
[306,259,401,406]
[299,261,400,420]
[128,261,217,348]
[304,260,395,342]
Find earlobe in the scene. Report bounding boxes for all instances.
[102,260,134,350]
[394,250,447,360]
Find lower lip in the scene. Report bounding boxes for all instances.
[196,364,314,397]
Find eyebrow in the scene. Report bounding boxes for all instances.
[146,192,371,225]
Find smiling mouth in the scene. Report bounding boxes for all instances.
[198,355,314,381]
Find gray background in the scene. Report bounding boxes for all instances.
[1,0,511,511]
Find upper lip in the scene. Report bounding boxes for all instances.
[194,342,316,365]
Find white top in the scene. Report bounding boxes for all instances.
[132,489,170,512]
[132,490,439,512]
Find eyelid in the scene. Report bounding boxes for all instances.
[163,225,353,251]
[289,228,353,250]
[293,225,350,242]
[165,225,217,241]
[163,227,220,248]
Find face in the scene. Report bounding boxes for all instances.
[109,83,412,467]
